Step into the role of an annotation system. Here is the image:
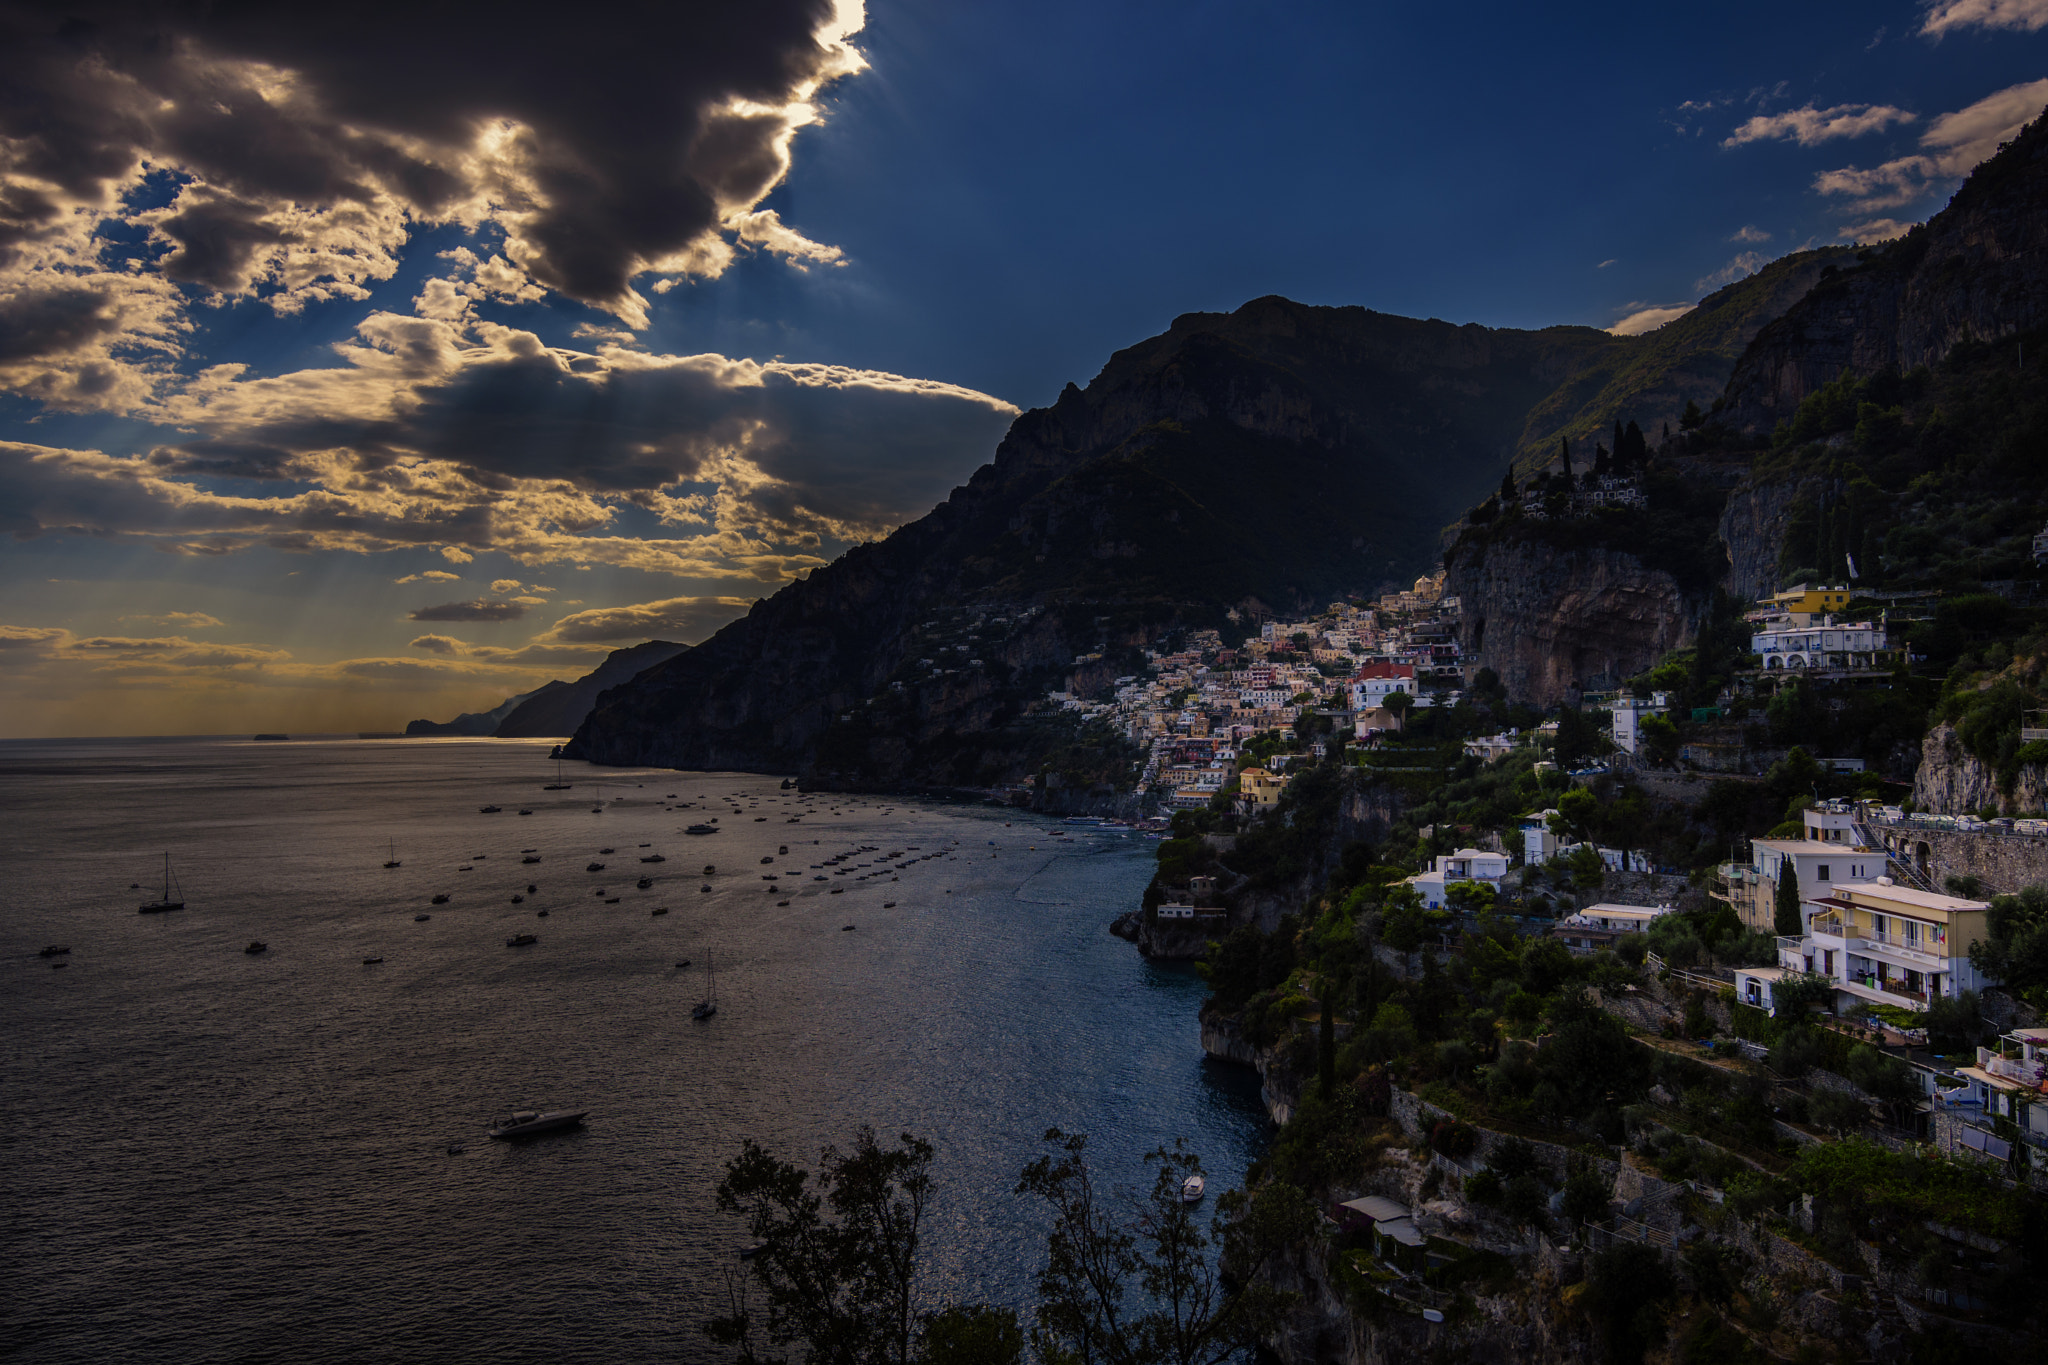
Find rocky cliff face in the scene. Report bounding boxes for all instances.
[1447,537,1693,707]
[1721,106,2048,435]
[1717,475,1817,605]
[1912,722,2048,815]
[494,640,688,738]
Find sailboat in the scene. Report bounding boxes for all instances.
[543,754,573,791]
[383,838,401,869]
[691,953,717,1020]
[591,782,604,814]
[139,852,185,913]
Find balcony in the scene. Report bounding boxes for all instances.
[1809,917,1846,941]
[1863,933,1945,970]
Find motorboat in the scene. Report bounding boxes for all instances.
[1180,1175,1205,1204]
[637,877,653,889]
[651,907,668,916]
[415,914,431,922]
[518,808,533,816]
[479,805,502,813]
[640,854,665,863]
[507,933,538,947]
[244,941,267,954]
[362,956,384,964]
[486,1109,587,1140]
[686,824,719,835]
[523,855,542,864]
[431,893,450,904]
[586,862,606,872]
[40,945,70,957]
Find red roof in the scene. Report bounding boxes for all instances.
[1354,662,1416,680]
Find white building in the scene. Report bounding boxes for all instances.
[1610,693,1669,755]
[1405,847,1510,909]
[1752,618,1890,671]
[1521,810,1562,866]
[1553,902,1677,953]
[1750,880,1996,1013]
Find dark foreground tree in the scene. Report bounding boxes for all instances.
[707,1126,933,1365]
[1017,1129,1315,1365]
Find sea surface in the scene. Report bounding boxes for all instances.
[1,736,1269,1363]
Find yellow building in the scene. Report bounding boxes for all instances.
[1237,766,1290,811]
[1789,882,1994,1010]
[1762,582,1853,617]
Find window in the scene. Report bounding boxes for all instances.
[1817,864,1830,881]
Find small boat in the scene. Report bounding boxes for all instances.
[139,852,186,913]
[480,805,502,813]
[431,893,450,904]
[1180,1175,1205,1204]
[652,907,668,916]
[701,885,712,893]
[777,900,790,906]
[841,924,855,931]
[536,909,548,917]
[362,956,384,964]
[415,914,431,922]
[39,946,70,957]
[523,855,541,864]
[692,954,718,1020]
[518,808,533,816]
[543,755,573,790]
[244,941,267,955]
[637,877,653,889]
[507,933,538,947]
[830,887,843,894]
[685,824,719,835]
[527,883,537,893]
[446,1143,465,1156]
[605,897,620,904]
[384,838,402,868]
[586,862,606,872]
[640,854,665,863]
[883,902,896,909]
[676,959,691,969]
[600,848,615,854]
[740,1241,768,1259]
[486,1109,587,1140]
[702,865,716,875]
[510,894,524,904]
[51,960,68,969]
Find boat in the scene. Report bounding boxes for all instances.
[244,941,267,954]
[383,838,401,869]
[517,808,533,816]
[651,907,668,916]
[510,894,524,904]
[685,824,719,835]
[479,805,502,813]
[841,924,855,931]
[507,933,538,947]
[883,902,896,909]
[640,854,665,863]
[1180,1175,1205,1203]
[522,855,541,864]
[636,877,653,889]
[431,893,450,904]
[691,954,717,1020]
[415,914,431,922]
[486,1109,587,1140]
[587,861,606,872]
[138,852,185,913]
[362,956,384,964]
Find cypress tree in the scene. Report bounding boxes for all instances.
[1624,420,1646,465]
[1500,467,1517,501]
[1774,862,1803,937]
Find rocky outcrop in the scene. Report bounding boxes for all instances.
[1108,911,1219,960]
[1447,535,1693,707]
[1717,475,1817,605]
[1721,106,2048,434]
[1199,1006,1304,1124]
[405,681,559,736]
[1912,722,2048,815]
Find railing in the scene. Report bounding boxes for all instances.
[1601,1215,1677,1250]
[1776,936,1805,956]
[1810,918,1845,937]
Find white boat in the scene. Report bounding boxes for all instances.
[1180,1174,1205,1203]
[486,1109,588,1140]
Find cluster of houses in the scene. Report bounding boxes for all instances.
[1042,577,1465,811]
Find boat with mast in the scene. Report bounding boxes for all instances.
[543,752,573,791]
[383,838,401,869]
[691,953,717,1020]
[139,853,185,913]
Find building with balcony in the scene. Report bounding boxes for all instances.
[1405,847,1510,910]
[1553,902,1677,953]
[1727,835,1887,934]
[1937,1028,2048,1166]
[1751,618,1893,672]
[1774,880,1996,1012]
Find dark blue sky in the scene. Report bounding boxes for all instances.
[0,0,2041,734]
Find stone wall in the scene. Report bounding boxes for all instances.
[1868,817,2048,896]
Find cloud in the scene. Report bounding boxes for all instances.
[0,0,871,409]
[490,579,525,595]
[120,611,224,629]
[408,633,463,654]
[1607,303,1695,337]
[1595,259,1617,269]
[1921,0,2048,36]
[1724,102,1917,148]
[0,311,1019,583]
[0,625,68,649]
[1814,78,2048,211]
[537,595,757,644]
[407,599,530,623]
[395,570,462,583]
[1694,252,1772,293]
[1728,225,1772,243]
[1838,218,1915,241]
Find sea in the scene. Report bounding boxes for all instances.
[0,736,1270,1363]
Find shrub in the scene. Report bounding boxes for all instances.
[1431,1120,1479,1159]
[1464,1168,1502,1206]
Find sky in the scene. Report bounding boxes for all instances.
[1,0,2044,737]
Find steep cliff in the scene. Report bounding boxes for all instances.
[568,298,1676,781]
[1721,105,2048,435]
[1912,722,2048,815]
[1447,537,1694,707]
[1716,475,1819,605]
[493,640,688,738]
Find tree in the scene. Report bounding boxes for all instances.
[709,1127,935,1365]
[1808,1087,1869,1136]
[1680,399,1704,431]
[1382,690,1414,729]
[919,1307,1024,1365]
[1972,885,2048,1008]
[1500,467,1517,502]
[1636,713,1680,767]
[1846,1044,1919,1128]
[1017,1130,1312,1365]
[1773,864,1803,937]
